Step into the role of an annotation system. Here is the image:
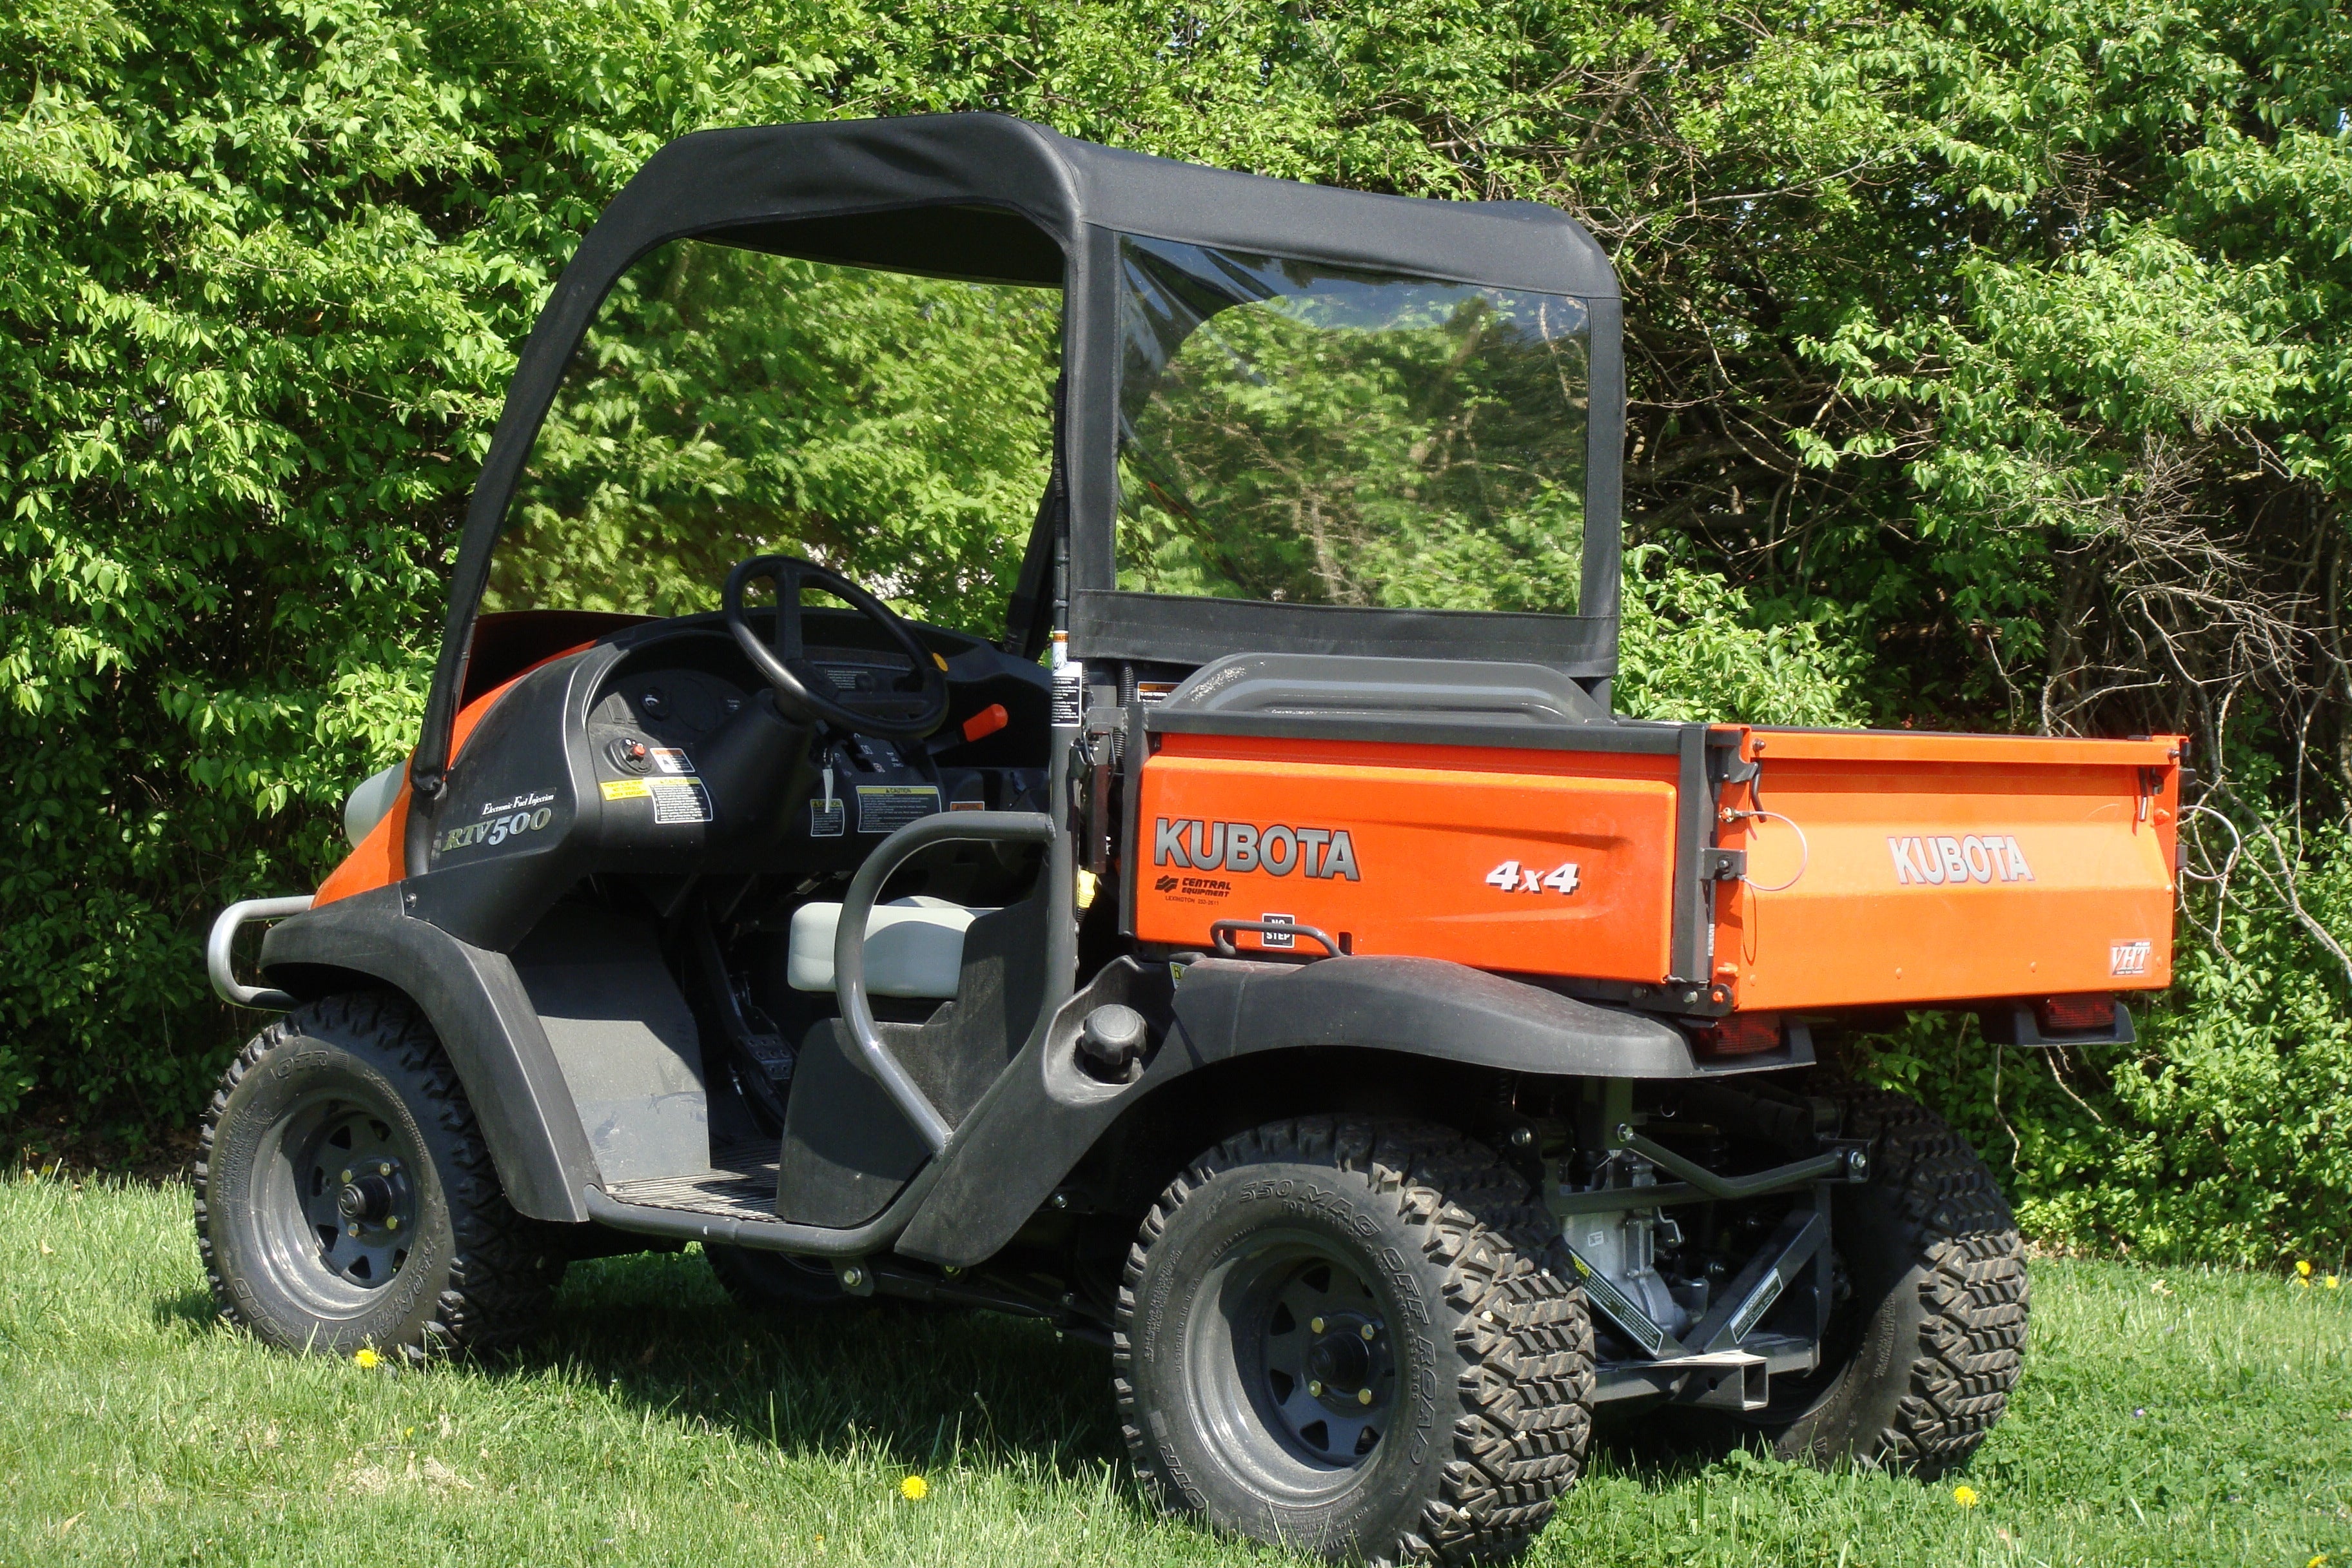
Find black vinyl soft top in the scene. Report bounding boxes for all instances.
[411,113,1624,834]
[566,113,1619,295]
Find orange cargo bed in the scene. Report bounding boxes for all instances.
[1130,716,2180,1017]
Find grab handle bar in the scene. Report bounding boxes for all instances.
[834,811,1055,1154]
[1210,919,1340,959]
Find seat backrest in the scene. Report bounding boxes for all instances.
[785,896,995,999]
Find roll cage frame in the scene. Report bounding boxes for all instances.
[406,111,1625,872]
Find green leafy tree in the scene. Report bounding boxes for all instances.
[3,0,2347,1265]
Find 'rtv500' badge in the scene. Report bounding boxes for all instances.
[438,792,558,856]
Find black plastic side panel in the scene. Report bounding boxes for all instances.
[893,893,1051,1124]
[896,956,1711,1268]
[777,1021,930,1228]
[896,959,1164,1265]
[773,892,1050,1227]
[510,907,709,1185]
[258,885,599,1222]
[407,649,609,948]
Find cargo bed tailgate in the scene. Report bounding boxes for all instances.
[1712,729,2182,1012]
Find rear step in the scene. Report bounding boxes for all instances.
[601,1143,778,1223]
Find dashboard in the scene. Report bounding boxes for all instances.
[412,605,1054,951]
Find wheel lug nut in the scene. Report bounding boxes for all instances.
[378,1162,392,1177]
[1309,1317,1324,1334]
[386,1215,399,1230]
[347,1224,360,1237]
[340,1169,353,1184]
[1358,1388,1374,1405]
[1360,1324,1376,1340]
[1307,1380,1322,1397]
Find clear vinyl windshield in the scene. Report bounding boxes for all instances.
[1115,237,1591,614]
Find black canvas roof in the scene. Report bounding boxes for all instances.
[411,113,1624,806]
[586,113,1618,297]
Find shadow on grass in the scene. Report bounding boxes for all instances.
[150,1284,219,1333]
[1591,1404,1772,1487]
[155,1242,1768,1501]
[507,1248,1126,1483]
[475,1249,1762,1495]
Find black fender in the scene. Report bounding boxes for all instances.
[258,885,599,1222]
[896,955,1736,1268]
[1168,955,1699,1075]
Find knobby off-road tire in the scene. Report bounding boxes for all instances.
[196,991,558,1358]
[1752,1087,2027,1475]
[1116,1117,1594,1565]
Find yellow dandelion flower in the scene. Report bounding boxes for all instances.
[353,1348,380,1369]
[899,1475,929,1502]
[2328,1276,2340,1291]
[2307,1554,2327,1568]
[1952,1484,1979,1509]
[2297,1260,2314,1278]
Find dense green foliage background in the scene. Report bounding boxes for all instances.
[4,0,2346,1263]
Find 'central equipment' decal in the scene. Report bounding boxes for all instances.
[1152,818,1360,880]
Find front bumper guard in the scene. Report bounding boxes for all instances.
[206,895,315,1010]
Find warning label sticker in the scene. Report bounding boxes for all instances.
[602,776,711,823]
[648,777,712,824]
[649,747,696,775]
[809,798,845,838]
[856,784,940,834]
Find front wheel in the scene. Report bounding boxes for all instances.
[1745,1087,2028,1474]
[1115,1117,1594,1564]
[195,992,558,1358]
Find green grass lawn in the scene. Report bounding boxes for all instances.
[1,1173,2346,1567]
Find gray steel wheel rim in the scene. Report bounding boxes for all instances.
[251,1088,424,1318]
[1182,1226,1399,1498]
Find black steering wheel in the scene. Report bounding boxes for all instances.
[721,554,950,741]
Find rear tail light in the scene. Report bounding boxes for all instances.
[2035,994,2116,1034]
[1696,1012,1782,1055]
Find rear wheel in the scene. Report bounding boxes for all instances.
[1116,1117,1593,1564]
[195,992,558,1358]
[1744,1088,2027,1474]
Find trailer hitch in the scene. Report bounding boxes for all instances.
[1563,1206,1829,1361]
[1550,1117,1869,1362]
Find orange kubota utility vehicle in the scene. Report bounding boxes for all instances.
[202,113,2181,1563]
